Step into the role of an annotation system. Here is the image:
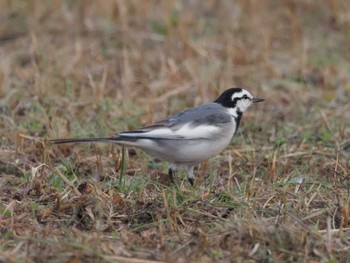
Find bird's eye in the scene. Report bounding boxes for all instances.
[243,95,248,99]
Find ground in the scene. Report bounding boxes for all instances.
[0,1,350,262]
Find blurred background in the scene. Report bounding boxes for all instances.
[1,1,350,262]
[0,0,349,142]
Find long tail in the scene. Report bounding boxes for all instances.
[50,137,125,145]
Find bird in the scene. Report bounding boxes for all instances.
[50,87,264,186]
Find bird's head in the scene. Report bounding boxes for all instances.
[214,87,264,113]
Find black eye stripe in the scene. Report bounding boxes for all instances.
[238,95,249,100]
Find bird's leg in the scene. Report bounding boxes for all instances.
[168,164,176,185]
[184,166,195,187]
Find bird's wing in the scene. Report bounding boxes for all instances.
[116,103,233,140]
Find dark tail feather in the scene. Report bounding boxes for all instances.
[50,137,114,144]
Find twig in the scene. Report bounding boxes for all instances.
[56,169,81,196]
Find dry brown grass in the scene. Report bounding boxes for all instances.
[1,1,350,262]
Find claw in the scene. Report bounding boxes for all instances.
[188,177,194,186]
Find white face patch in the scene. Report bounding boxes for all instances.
[231,89,254,112]
[236,98,253,112]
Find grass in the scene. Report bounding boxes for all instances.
[1,0,350,262]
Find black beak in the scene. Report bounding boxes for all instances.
[252,97,265,103]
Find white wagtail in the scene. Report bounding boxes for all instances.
[51,88,264,186]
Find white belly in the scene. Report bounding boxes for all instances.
[138,130,234,164]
